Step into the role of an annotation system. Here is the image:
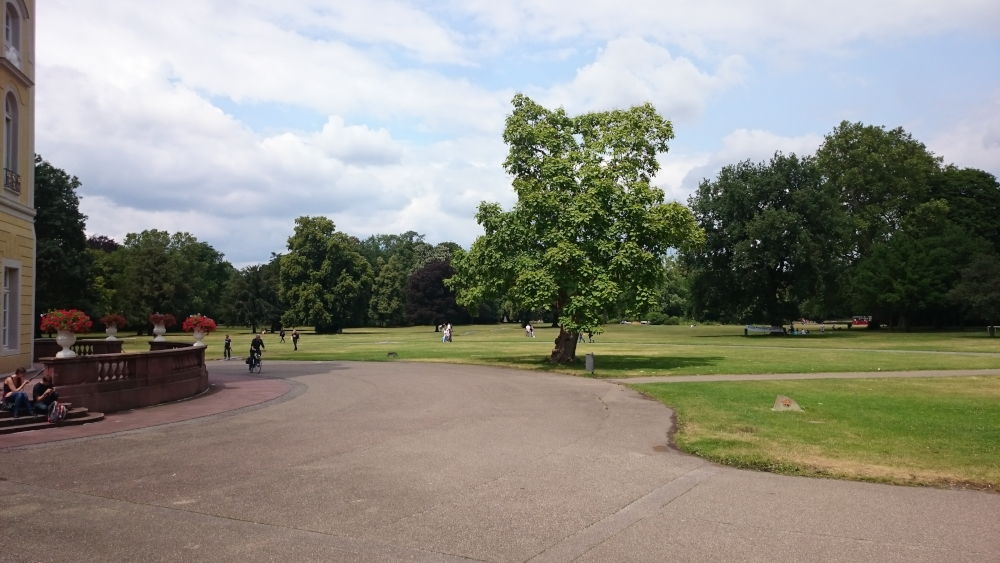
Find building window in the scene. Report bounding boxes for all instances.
[3,92,18,194]
[4,3,19,66]
[1,265,18,351]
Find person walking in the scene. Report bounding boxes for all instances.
[279,329,286,343]
[223,334,232,360]
[292,329,300,351]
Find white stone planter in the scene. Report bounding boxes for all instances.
[55,330,77,358]
[192,329,207,347]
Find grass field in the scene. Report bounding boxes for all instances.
[144,322,1000,378]
[103,323,1000,489]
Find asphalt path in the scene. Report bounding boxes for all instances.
[1,361,997,562]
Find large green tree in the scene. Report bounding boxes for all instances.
[279,216,373,333]
[34,155,93,319]
[449,94,702,363]
[223,258,282,333]
[368,255,407,326]
[406,257,467,326]
[949,252,1000,326]
[816,121,941,259]
[933,166,1000,253]
[359,231,433,272]
[850,200,987,329]
[685,153,850,324]
[103,230,230,331]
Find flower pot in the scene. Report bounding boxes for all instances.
[105,324,119,341]
[192,329,207,347]
[152,322,167,342]
[55,330,77,358]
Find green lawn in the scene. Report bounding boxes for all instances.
[138,322,999,378]
[101,323,1000,489]
[632,377,1000,490]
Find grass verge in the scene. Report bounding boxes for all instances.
[632,377,1000,490]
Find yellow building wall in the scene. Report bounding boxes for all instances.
[0,217,34,372]
[0,0,35,373]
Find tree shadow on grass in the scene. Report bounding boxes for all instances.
[476,354,723,378]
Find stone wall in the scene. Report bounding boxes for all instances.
[41,344,209,413]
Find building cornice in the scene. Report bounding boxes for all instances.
[0,58,33,86]
[0,197,35,222]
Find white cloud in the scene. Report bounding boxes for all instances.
[33,0,1000,267]
[926,94,1000,174]
[541,37,747,119]
[458,0,1000,54]
[658,129,826,202]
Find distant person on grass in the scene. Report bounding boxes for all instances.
[279,328,286,343]
[292,329,300,351]
[223,334,232,360]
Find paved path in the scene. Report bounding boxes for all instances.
[1,361,997,562]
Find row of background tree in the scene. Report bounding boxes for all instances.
[37,158,485,334]
[684,121,1000,330]
[35,118,1000,334]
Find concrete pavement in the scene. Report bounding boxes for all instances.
[1,361,997,562]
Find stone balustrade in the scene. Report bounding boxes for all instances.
[39,343,208,413]
[34,338,124,358]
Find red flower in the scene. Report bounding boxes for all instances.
[148,313,177,327]
[40,309,93,333]
[182,314,218,333]
[100,313,127,328]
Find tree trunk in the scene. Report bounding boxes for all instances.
[549,327,578,364]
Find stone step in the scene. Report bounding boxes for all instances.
[0,402,74,419]
[0,407,104,434]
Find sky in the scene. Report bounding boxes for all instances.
[37,1,1000,266]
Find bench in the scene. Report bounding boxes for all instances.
[744,325,785,336]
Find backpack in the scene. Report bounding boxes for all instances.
[48,401,67,423]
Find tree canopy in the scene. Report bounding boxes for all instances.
[449,94,703,362]
[686,152,850,324]
[684,120,1000,328]
[34,155,93,319]
[279,216,373,333]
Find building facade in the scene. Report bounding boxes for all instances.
[0,0,34,373]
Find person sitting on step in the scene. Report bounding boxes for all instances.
[32,373,59,416]
[2,367,33,418]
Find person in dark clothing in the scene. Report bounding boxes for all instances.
[249,333,265,370]
[223,334,232,360]
[291,329,300,351]
[32,373,59,415]
[2,367,32,417]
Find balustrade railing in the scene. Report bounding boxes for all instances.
[40,342,208,413]
[4,167,21,195]
[35,338,123,359]
[95,356,133,382]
